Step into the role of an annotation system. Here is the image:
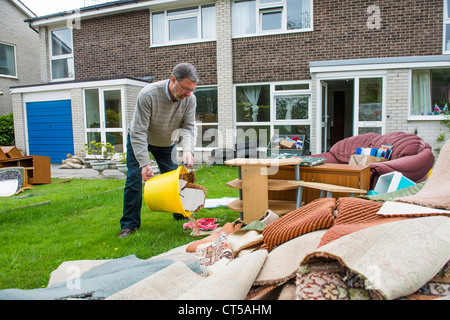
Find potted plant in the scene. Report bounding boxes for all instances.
[81,141,115,177]
[116,152,128,174]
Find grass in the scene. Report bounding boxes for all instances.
[0,164,240,290]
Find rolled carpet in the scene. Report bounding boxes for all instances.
[261,198,336,252]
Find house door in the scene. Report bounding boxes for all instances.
[317,74,384,153]
[320,82,328,152]
[318,79,355,152]
[355,77,385,135]
[26,100,74,163]
[84,88,125,155]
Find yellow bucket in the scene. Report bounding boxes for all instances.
[143,166,192,217]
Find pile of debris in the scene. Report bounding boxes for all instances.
[59,154,85,169]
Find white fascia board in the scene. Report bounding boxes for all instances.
[310,60,450,74]
[10,78,148,94]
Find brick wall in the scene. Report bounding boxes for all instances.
[73,10,217,85]
[73,1,443,85]
[233,0,443,83]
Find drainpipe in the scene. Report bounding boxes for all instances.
[27,20,39,34]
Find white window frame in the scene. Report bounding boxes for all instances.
[354,75,386,135]
[83,86,127,156]
[444,0,450,54]
[49,27,75,81]
[0,42,18,79]
[234,81,312,151]
[193,85,219,151]
[408,68,450,121]
[151,4,216,47]
[232,0,313,38]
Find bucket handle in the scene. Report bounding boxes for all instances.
[179,163,187,196]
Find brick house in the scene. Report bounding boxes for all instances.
[0,0,40,115]
[9,0,450,163]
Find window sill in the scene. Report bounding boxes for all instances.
[0,74,18,79]
[150,39,215,48]
[49,78,75,82]
[232,28,313,40]
[407,115,449,121]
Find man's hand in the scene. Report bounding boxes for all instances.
[141,164,154,181]
[182,151,194,167]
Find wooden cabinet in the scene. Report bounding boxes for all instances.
[225,159,369,223]
[269,163,370,205]
[0,155,51,185]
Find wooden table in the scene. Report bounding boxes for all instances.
[225,158,304,223]
[225,159,369,223]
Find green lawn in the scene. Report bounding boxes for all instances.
[0,164,240,290]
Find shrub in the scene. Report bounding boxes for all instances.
[0,113,14,146]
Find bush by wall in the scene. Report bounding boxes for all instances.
[0,113,15,146]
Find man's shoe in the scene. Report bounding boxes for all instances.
[118,228,137,238]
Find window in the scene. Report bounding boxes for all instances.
[445,1,450,53]
[0,42,17,78]
[84,88,125,154]
[195,86,218,148]
[151,5,216,46]
[235,82,311,152]
[357,77,384,135]
[50,28,74,80]
[411,69,450,116]
[233,0,312,37]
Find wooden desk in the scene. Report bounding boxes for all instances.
[225,160,369,223]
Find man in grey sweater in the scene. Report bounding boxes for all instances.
[119,63,198,238]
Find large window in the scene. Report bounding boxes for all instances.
[84,87,125,154]
[445,1,450,53]
[235,82,311,152]
[50,28,74,80]
[195,86,218,148]
[151,5,216,46]
[0,42,17,78]
[233,0,312,37]
[411,69,450,116]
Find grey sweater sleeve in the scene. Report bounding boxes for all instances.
[129,93,152,168]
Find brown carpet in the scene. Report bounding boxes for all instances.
[261,198,336,252]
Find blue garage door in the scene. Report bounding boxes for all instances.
[26,100,74,163]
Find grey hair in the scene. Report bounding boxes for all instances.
[172,63,199,83]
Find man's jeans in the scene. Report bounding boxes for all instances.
[120,137,183,231]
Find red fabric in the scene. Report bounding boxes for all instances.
[311,132,435,189]
[183,218,219,231]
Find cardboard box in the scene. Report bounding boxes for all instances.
[266,134,305,157]
[348,154,388,165]
[280,139,295,149]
